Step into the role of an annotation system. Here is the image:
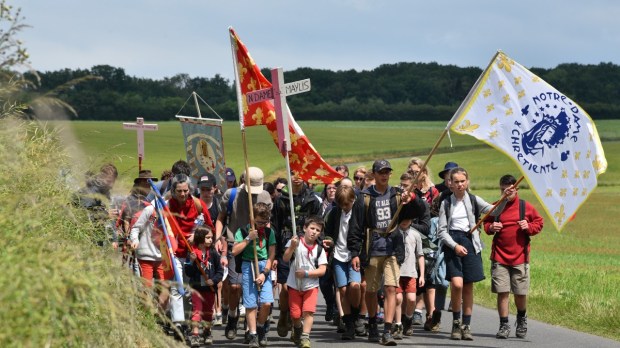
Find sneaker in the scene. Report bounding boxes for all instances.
[392,324,403,340]
[213,313,223,326]
[300,336,312,348]
[188,334,203,347]
[402,316,413,336]
[430,310,441,332]
[277,310,289,337]
[257,326,268,347]
[450,320,462,340]
[368,323,380,342]
[461,324,473,341]
[379,332,397,346]
[248,333,259,348]
[203,328,213,345]
[515,315,528,338]
[496,322,511,339]
[225,315,239,340]
[412,311,423,325]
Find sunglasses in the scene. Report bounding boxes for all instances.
[354,176,364,181]
[276,188,283,192]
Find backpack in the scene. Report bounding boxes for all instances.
[419,228,438,273]
[428,217,449,288]
[442,192,481,228]
[491,199,529,261]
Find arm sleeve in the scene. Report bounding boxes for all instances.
[129,205,153,244]
[525,202,544,236]
[437,199,457,250]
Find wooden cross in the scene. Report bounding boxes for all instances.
[122,117,158,171]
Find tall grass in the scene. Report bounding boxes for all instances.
[0,118,181,347]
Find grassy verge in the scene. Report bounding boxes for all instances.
[0,118,182,347]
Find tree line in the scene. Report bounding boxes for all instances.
[23,61,620,121]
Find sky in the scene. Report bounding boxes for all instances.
[11,0,620,83]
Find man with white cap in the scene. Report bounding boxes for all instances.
[216,167,272,341]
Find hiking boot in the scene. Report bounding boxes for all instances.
[248,333,259,348]
[188,334,203,347]
[461,324,473,341]
[341,316,356,340]
[450,320,462,340]
[516,315,528,338]
[379,332,397,346]
[222,307,229,324]
[244,330,252,344]
[392,323,403,340]
[412,311,423,325]
[277,310,289,337]
[225,315,239,340]
[355,318,368,336]
[203,328,213,345]
[423,314,433,331]
[325,305,335,322]
[257,326,268,347]
[337,316,346,333]
[402,316,414,336]
[262,319,271,336]
[430,310,441,332]
[292,326,303,346]
[300,336,312,348]
[368,323,380,342]
[496,322,511,339]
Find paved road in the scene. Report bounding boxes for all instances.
[203,297,619,348]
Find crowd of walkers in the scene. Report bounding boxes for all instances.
[75,158,543,347]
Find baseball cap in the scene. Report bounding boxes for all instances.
[198,173,216,188]
[372,159,392,173]
[226,167,236,182]
[243,167,264,193]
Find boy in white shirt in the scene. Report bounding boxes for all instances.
[283,216,328,348]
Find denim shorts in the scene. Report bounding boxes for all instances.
[241,260,273,309]
[333,258,362,288]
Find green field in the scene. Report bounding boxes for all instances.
[56,119,620,341]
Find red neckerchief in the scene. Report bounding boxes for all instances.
[193,245,210,267]
[300,237,317,260]
[257,227,266,248]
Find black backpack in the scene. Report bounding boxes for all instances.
[442,192,481,225]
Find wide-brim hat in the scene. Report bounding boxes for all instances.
[438,162,459,179]
[134,169,158,184]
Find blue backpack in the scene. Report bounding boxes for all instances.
[429,217,449,288]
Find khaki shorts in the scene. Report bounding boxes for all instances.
[365,255,400,292]
[491,262,530,295]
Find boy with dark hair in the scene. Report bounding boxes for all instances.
[484,174,543,339]
[283,216,328,348]
[232,202,276,348]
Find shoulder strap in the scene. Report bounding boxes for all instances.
[469,193,480,223]
[228,188,238,215]
[192,196,203,215]
[519,199,526,221]
[315,244,324,269]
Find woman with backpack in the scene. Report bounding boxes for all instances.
[437,167,492,341]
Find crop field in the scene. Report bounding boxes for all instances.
[54,119,620,340]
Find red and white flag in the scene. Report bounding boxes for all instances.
[229,28,343,184]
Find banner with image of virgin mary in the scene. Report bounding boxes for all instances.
[177,116,226,189]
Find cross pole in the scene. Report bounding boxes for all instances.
[247,67,311,238]
[122,117,158,171]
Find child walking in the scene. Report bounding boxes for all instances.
[232,202,276,348]
[185,226,224,346]
[283,216,328,348]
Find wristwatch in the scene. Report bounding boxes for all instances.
[245,235,251,242]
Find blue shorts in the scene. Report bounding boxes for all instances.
[242,260,274,309]
[333,259,362,288]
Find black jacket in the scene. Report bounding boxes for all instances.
[324,196,365,260]
[184,247,224,292]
